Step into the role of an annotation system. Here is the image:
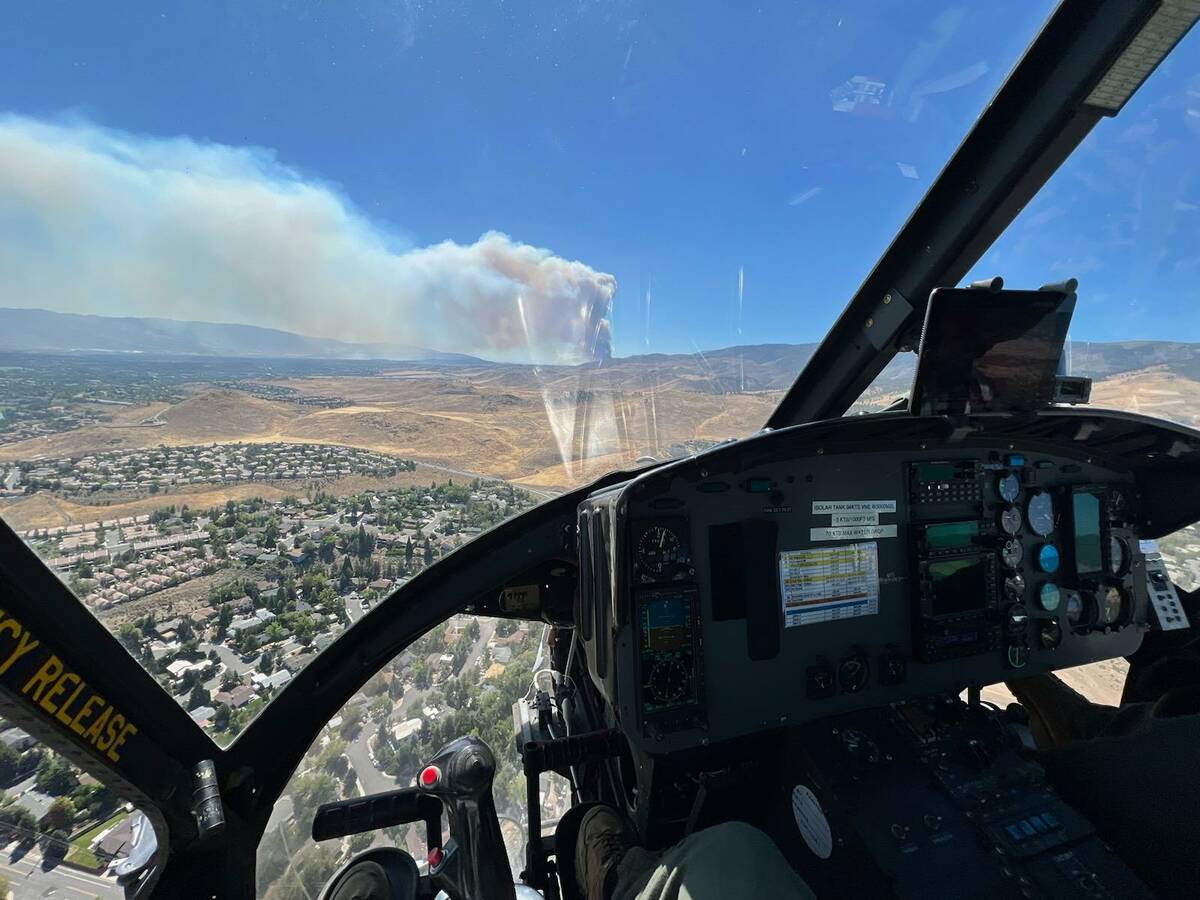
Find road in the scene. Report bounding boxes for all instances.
[0,844,122,899]
[201,640,259,675]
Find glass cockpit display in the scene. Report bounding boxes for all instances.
[638,590,700,714]
[1072,492,1104,577]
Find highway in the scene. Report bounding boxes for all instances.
[0,844,122,899]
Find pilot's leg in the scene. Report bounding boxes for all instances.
[577,806,816,900]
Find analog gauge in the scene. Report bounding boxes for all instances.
[1000,506,1022,536]
[1109,536,1128,576]
[1027,492,1055,536]
[1007,644,1030,669]
[838,651,870,694]
[1039,620,1063,650]
[1099,586,1125,627]
[1001,539,1024,569]
[998,472,1021,503]
[1004,573,1026,602]
[1066,590,1090,627]
[637,525,681,578]
[648,657,689,705]
[1037,544,1060,574]
[1038,582,1061,613]
[1006,603,1029,635]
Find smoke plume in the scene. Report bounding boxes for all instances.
[0,115,614,362]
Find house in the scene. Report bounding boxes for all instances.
[491,646,513,664]
[165,659,206,680]
[0,727,36,752]
[252,670,293,690]
[189,706,217,726]
[213,685,256,709]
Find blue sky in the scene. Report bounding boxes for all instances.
[1,1,1197,359]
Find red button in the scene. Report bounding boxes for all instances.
[428,847,444,869]
[419,765,441,788]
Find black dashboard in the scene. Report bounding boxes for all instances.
[575,409,1200,756]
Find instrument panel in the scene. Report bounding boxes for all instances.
[577,423,1165,755]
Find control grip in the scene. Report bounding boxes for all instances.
[312,788,443,846]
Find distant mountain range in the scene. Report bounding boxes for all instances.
[0,307,478,363]
[3,308,1198,390]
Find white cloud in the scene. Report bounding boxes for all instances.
[0,115,615,362]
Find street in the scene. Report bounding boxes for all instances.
[0,844,121,899]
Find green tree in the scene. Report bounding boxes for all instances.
[213,704,232,731]
[35,754,79,796]
[188,684,212,711]
[43,796,76,832]
[0,743,21,783]
[116,623,142,653]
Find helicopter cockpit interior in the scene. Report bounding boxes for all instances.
[2,2,1200,900]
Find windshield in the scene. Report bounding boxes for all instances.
[0,0,1058,740]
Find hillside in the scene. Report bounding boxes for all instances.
[0,307,476,362]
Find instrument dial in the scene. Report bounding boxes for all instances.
[1000,506,1022,536]
[1066,590,1090,627]
[1004,573,1026,602]
[1099,586,1126,626]
[838,651,870,694]
[1037,543,1060,574]
[1027,492,1055,536]
[1039,620,1063,650]
[647,657,690,705]
[998,472,1021,503]
[1038,582,1061,613]
[637,525,682,578]
[1109,536,1129,576]
[1001,539,1023,569]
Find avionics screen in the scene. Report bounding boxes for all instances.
[925,521,979,550]
[641,595,692,652]
[928,557,987,616]
[910,288,1074,415]
[1073,492,1103,576]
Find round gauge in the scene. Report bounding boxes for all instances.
[838,651,870,694]
[637,525,681,578]
[1099,586,1126,627]
[1007,644,1030,669]
[1006,603,1029,635]
[1037,544,1061,574]
[1038,582,1061,613]
[998,472,1021,503]
[648,658,689,705]
[1027,492,1055,537]
[1039,620,1063,650]
[1001,539,1024,569]
[1004,573,1026,602]
[1109,536,1129,576]
[1065,590,1090,627]
[1000,506,1022,536]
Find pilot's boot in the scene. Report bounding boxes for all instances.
[575,805,635,900]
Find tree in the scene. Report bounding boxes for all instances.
[404,536,414,565]
[423,537,434,566]
[43,796,76,832]
[468,618,481,641]
[318,534,337,564]
[348,831,373,853]
[35,754,79,796]
[188,684,212,711]
[213,704,232,731]
[117,623,142,653]
[260,649,275,675]
[0,743,21,783]
[221,669,239,691]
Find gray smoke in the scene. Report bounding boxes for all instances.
[0,115,615,362]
